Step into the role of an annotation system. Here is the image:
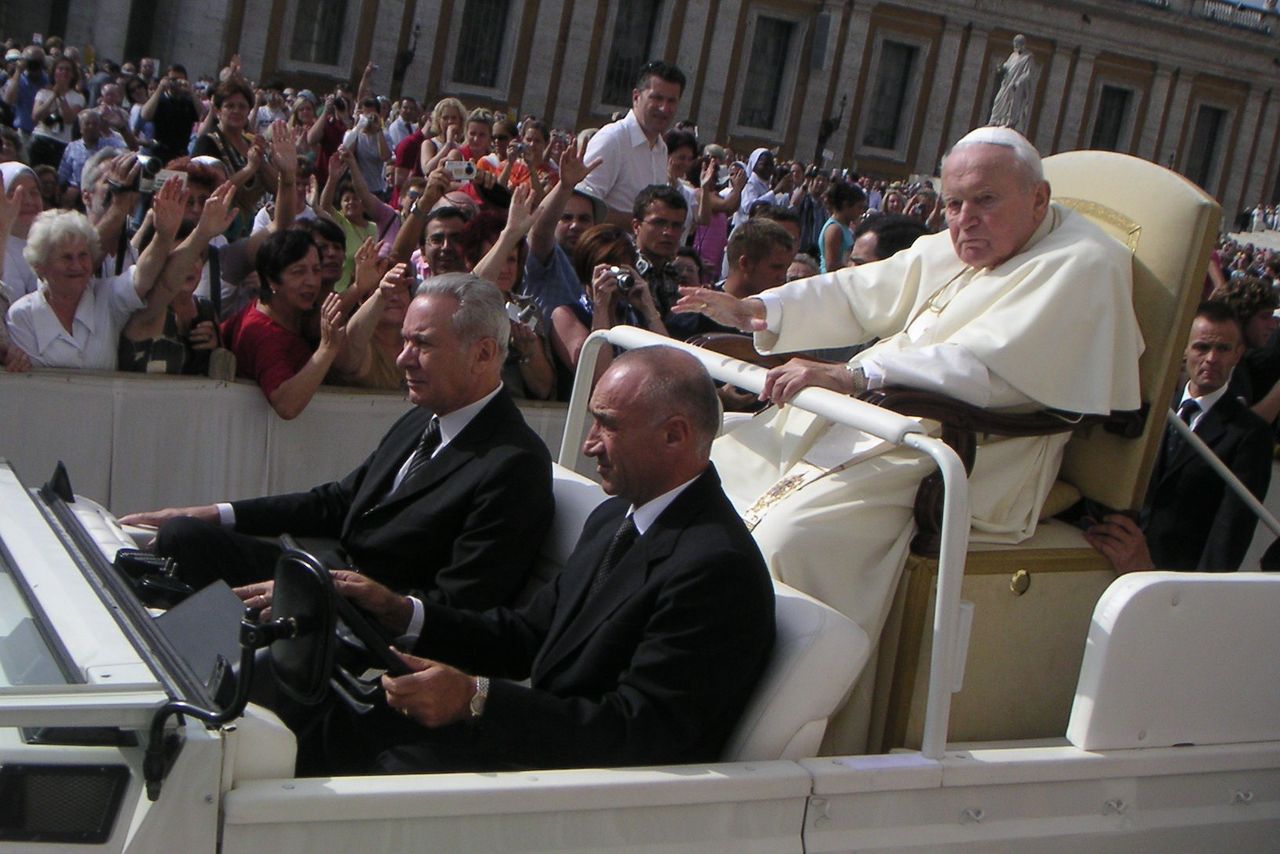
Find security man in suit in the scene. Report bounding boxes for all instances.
[1088,301,1273,572]
[330,345,776,773]
[121,273,554,612]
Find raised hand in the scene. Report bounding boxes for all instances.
[672,285,766,332]
[556,138,601,188]
[196,182,240,239]
[151,176,190,241]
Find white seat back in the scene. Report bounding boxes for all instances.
[724,581,869,761]
[1067,571,1280,750]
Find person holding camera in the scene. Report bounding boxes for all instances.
[140,66,202,165]
[194,79,278,232]
[29,56,85,169]
[2,46,50,142]
[341,97,392,200]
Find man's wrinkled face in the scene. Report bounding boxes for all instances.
[1185,316,1244,396]
[942,144,1049,269]
[396,294,491,415]
[632,78,681,139]
[583,363,668,505]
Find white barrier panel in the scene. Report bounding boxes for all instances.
[0,371,569,513]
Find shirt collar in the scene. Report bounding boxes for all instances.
[31,283,97,354]
[436,383,503,449]
[623,110,658,150]
[628,471,702,535]
[1179,379,1231,420]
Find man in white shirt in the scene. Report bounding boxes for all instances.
[578,60,685,227]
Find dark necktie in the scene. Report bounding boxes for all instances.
[1160,399,1201,472]
[587,515,639,601]
[398,416,441,491]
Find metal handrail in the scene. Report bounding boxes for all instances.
[1166,410,1280,540]
[558,329,971,760]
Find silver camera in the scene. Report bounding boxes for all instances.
[607,266,635,292]
[445,161,476,182]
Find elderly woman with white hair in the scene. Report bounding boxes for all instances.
[5,178,186,369]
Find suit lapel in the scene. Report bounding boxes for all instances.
[533,471,713,680]
[346,411,430,522]
[1161,399,1231,483]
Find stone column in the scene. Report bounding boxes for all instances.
[1056,48,1097,152]
[946,24,989,140]
[1136,66,1175,161]
[1035,44,1077,154]
[1223,87,1271,215]
[792,1,846,162]
[1156,71,1195,170]
[915,19,967,174]
[831,2,873,167]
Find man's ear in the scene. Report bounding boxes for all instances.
[662,413,692,449]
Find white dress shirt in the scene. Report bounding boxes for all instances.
[577,110,668,215]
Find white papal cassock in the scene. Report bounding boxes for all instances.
[711,202,1144,751]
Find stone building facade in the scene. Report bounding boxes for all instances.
[7,0,1280,220]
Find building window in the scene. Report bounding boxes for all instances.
[452,0,512,88]
[737,16,797,130]
[1091,85,1132,151]
[1185,104,1227,190]
[863,41,918,150]
[602,1,662,106]
[290,0,348,66]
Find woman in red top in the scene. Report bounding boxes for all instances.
[220,230,350,419]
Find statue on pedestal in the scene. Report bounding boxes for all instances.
[990,34,1037,135]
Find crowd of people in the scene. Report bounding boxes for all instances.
[3,34,1277,773]
[0,40,944,417]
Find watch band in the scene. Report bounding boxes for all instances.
[469,676,489,717]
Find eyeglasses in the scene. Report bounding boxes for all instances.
[641,217,683,233]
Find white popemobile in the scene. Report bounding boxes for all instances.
[0,151,1277,852]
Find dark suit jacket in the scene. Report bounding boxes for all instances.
[410,466,775,770]
[1145,389,1273,571]
[232,390,553,609]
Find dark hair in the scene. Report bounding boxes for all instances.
[425,206,471,227]
[853,213,930,261]
[676,246,703,270]
[825,181,867,212]
[750,203,800,226]
[664,129,698,158]
[492,118,518,138]
[1209,276,1279,330]
[572,223,637,285]
[521,119,548,143]
[255,230,319,302]
[166,64,189,77]
[726,219,795,271]
[632,183,688,221]
[212,79,254,109]
[295,216,345,248]
[360,97,379,111]
[635,60,686,94]
[1194,299,1245,336]
[457,210,507,268]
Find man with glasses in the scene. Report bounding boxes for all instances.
[631,183,695,338]
[579,60,686,227]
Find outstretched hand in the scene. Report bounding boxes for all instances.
[672,286,767,332]
[556,138,602,188]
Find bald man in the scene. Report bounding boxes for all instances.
[676,126,1143,752]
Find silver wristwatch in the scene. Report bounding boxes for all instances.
[469,676,489,717]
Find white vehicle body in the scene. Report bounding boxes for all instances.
[0,332,1276,852]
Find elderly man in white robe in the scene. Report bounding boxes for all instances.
[674,126,1144,752]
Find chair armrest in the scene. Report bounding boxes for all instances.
[685,332,790,370]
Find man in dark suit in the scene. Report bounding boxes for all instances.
[1088,301,1273,572]
[121,274,553,612]
[331,346,776,773]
